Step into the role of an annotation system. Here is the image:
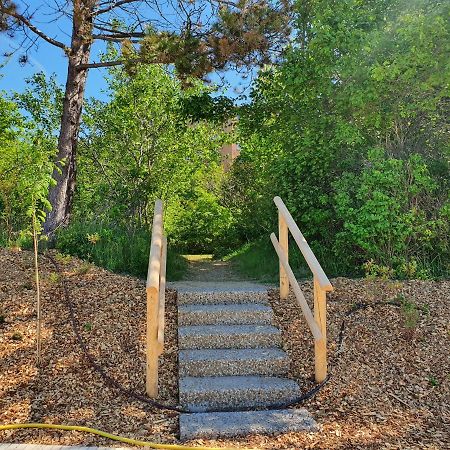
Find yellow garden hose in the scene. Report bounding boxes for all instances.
[0,423,245,450]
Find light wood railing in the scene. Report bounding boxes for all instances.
[271,196,333,383]
[146,199,167,397]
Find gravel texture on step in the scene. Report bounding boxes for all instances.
[179,408,318,440]
[178,303,273,326]
[171,281,269,305]
[179,348,289,377]
[178,324,282,350]
[179,376,301,411]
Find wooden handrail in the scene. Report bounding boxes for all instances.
[271,233,322,340]
[274,196,333,291]
[272,196,332,383]
[146,199,167,398]
[147,199,163,289]
[157,236,167,348]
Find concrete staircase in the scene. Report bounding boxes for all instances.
[172,281,318,440]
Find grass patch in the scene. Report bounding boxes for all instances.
[166,251,189,281]
[224,236,311,283]
[55,221,188,281]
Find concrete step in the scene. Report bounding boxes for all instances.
[179,348,289,377]
[178,303,273,326]
[179,376,301,412]
[179,408,318,440]
[172,281,269,305]
[178,324,282,350]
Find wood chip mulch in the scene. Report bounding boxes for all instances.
[1,248,449,449]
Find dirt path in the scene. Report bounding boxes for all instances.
[182,254,242,282]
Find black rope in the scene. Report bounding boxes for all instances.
[43,252,402,414]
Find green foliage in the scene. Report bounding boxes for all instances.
[428,376,439,387]
[400,297,420,330]
[334,150,448,277]
[166,184,236,254]
[55,220,187,280]
[77,262,93,276]
[223,236,312,282]
[1,66,230,276]
[229,0,449,279]
[55,221,149,277]
[0,77,59,243]
[78,64,231,254]
[223,238,279,282]
[54,252,72,264]
[180,93,236,124]
[166,251,189,281]
[46,272,60,284]
[1,1,448,281]
[11,331,23,341]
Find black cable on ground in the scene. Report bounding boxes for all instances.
[43,252,402,414]
[44,252,187,413]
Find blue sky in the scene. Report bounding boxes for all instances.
[0,3,253,103]
[0,7,112,100]
[0,35,111,101]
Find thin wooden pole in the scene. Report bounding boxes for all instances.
[274,196,333,292]
[32,211,42,367]
[146,286,159,397]
[314,276,327,383]
[279,212,289,300]
[157,236,167,355]
[146,199,163,398]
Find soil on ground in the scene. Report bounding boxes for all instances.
[182,255,241,282]
[0,248,449,449]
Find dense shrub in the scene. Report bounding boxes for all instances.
[227,0,449,279]
[333,150,449,278]
[166,187,236,254]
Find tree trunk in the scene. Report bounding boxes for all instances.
[43,3,93,236]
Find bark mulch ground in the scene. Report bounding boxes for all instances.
[1,248,449,449]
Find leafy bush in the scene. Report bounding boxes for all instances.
[334,150,449,277]
[166,186,237,254]
[228,0,449,280]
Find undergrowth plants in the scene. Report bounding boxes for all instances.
[55,221,188,281]
[0,1,448,282]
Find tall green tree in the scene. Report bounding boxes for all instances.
[232,0,449,276]
[0,0,291,236]
[77,64,230,245]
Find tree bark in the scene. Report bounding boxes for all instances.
[43,2,93,236]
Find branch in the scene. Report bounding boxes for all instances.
[0,7,70,52]
[92,33,140,42]
[76,59,126,70]
[93,0,141,17]
[92,25,145,37]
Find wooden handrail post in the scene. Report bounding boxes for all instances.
[272,196,332,384]
[314,276,327,383]
[146,199,163,398]
[279,212,289,299]
[271,233,323,340]
[146,285,159,397]
[157,236,167,354]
